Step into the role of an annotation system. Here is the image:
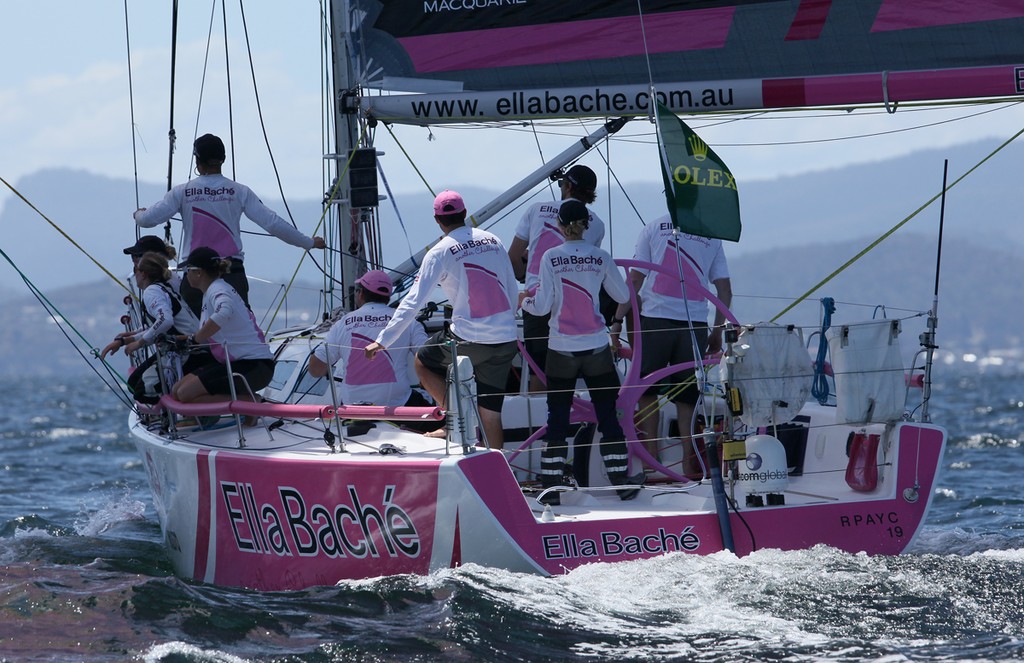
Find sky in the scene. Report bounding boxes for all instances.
[1,2,1023,281]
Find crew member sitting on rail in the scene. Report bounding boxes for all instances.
[308,270,438,426]
[170,246,274,411]
[101,251,203,404]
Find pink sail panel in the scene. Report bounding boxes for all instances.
[873,0,1024,31]
[397,8,734,73]
[464,262,512,318]
[366,1,1024,103]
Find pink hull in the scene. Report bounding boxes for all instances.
[459,425,944,572]
[135,418,944,590]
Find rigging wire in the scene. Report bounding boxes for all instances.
[319,0,337,314]
[0,246,134,409]
[381,122,437,197]
[771,124,1024,320]
[712,101,1022,147]
[223,0,236,180]
[164,0,180,244]
[264,124,371,330]
[236,0,301,230]
[122,0,141,215]
[419,98,1022,153]
[0,176,133,297]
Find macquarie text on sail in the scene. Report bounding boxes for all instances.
[424,0,525,11]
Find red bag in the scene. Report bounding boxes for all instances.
[846,432,880,492]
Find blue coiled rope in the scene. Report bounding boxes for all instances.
[812,297,835,405]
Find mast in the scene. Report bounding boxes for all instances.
[328,0,366,311]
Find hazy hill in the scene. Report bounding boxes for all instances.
[729,233,1020,353]
[2,137,1021,292]
[2,229,1013,378]
[2,137,1021,377]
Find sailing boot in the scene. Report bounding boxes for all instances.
[607,471,647,501]
[601,437,646,501]
[539,438,568,506]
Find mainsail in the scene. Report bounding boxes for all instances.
[355,0,1024,122]
[338,0,1023,297]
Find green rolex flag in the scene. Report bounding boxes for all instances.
[656,101,741,242]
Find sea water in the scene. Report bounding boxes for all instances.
[0,367,1021,662]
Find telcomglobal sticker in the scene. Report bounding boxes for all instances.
[542,526,700,560]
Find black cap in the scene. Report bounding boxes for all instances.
[179,246,221,271]
[558,200,590,226]
[193,133,226,163]
[564,164,597,191]
[123,235,169,257]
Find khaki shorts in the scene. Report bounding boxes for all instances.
[417,329,517,412]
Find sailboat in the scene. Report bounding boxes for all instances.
[123,1,1022,590]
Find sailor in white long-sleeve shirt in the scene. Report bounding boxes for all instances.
[507,164,605,381]
[611,214,732,474]
[133,133,325,316]
[520,200,642,504]
[365,190,519,449]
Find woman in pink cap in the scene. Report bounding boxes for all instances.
[365,190,519,448]
[308,270,433,419]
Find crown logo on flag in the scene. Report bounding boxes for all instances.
[687,134,708,162]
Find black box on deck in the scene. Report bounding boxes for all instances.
[773,415,810,476]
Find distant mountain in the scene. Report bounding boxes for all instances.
[2,138,1021,292]
[729,232,1021,354]
[1,230,1011,378]
[0,278,325,379]
[2,138,1020,377]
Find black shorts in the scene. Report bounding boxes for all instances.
[417,329,517,412]
[193,358,274,397]
[638,316,708,404]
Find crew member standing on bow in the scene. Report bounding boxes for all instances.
[364,190,519,449]
[100,251,202,404]
[133,133,326,316]
[507,164,605,385]
[520,200,639,505]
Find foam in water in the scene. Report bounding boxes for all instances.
[74,490,147,537]
[143,642,249,663]
[45,427,88,440]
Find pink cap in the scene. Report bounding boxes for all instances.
[433,190,466,216]
[355,269,393,296]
